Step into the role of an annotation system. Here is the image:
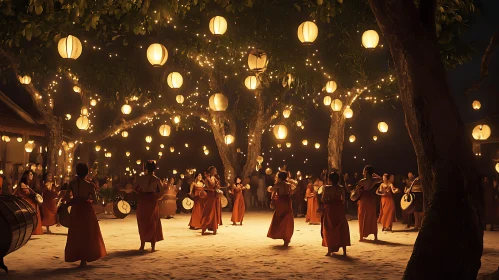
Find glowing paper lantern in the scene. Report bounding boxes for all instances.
[126,151,130,157]
[248,49,268,72]
[296,121,303,127]
[145,136,152,143]
[90,99,97,106]
[173,116,181,124]
[204,149,210,155]
[203,146,207,150]
[19,75,31,84]
[24,141,35,153]
[265,168,272,175]
[73,86,81,93]
[81,106,89,116]
[95,145,101,152]
[158,152,163,156]
[331,99,343,112]
[277,144,282,148]
[378,122,389,133]
[173,170,178,175]
[283,109,291,119]
[224,135,235,145]
[184,143,189,148]
[160,144,164,149]
[159,124,171,137]
[362,30,380,49]
[286,142,291,148]
[315,143,320,149]
[167,72,183,89]
[146,146,150,151]
[373,136,378,141]
[325,81,337,93]
[297,21,319,44]
[209,16,228,35]
[176,95,185,104]
[146,43,168,67]
[16,137,22,143]
[302,139,308,146]
[472,125,491,140]
[136,160,141,165]
[121,131,129,138]
[273,125,288,140]
[349,135,356,142]
[65,114,72,120]
[68,142,74,148]
[121,104,132,115]
[76,115,90,130]
[209,93,229,111]
[170,147,175,153]
[496,163,499,173]
[245,75,258,90]
[1,136,10,142]
[58,35,82,59]
[472,100,481,110]
[343,107,353,118]
[256,156,264,164]
[323,96,332,106]
[105,152,112,158]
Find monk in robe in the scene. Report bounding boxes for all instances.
[189,173,206,229]
[135,161,164,252]
[231,176,248,226]
[14,170,43,235]
[63,163,106,267]
[305,178,321,225]
[376,174,398,232]
[354,165,382,242]
[200,166,222,235]
[41,172,59,233]
[320,172,350,256]
[267,172,295,246]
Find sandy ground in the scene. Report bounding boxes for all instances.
[2,211,499,280]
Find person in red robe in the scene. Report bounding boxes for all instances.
[305,178,321,225]
[376,174,398,232]
[354,165,382,242]
[14,170,43,235]
[189,173,206,229]
[200,167,222,235]
[231,176,248,226]
[320,172,350,256]
[63,163,107,267]
[135,160,164,252]
[41,172,58,233]
[267,172,295,246]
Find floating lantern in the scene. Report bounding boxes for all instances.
[173,170,178,175]
[146,146,150,151]
[173,116,181,124]
[58,35,82,59]
[185,143,189,148]
[245,75,258,90]
[209,93,229,111]
[65,114,72,120]
[145,136,152,143]
[265,168,272,175]
[282,109,291,119]
[472,124,491,140]
[76,115,90,130]
[362,30,380,49]
[297,21,319,44]
[273,125,288,140]
[158,152,163,156]
[496,163,499,173]
[323,96,332,106]
[160,144,165,149]
[68,142,74,148]
[159,124,171,137]
[248,49,268,72]
[136,160,141,165]
[167,72,183,89]
[121,104,132,115]
[256,156,264,164]
[203,146,207,150]
[19,75,31,85]
[277,144,282,148]
[315,143,320,149]
[90,99,97,106]
[209,16,228,35]
[204,149,210,155]
[121,131,129,138]
[176,95,185,104]
[349,135,356,142]
[1,136,10,142]
[126,151,130,157]
[378,122,389,133]
[373,136,378,141]
[16,137,22,143]
[73,86,81,93]
[146,43,168,67]
[472,100,481,110]
[105,152,112,158]
[325,81,337,93]
[237,148,241,153]
[286,142,291,148]
[170,147,175,153]
[95,145,101,152]
[24,141,35,153]
[343,107,353,118]
[302,139,308,146]
[80,106,89,116]
[224,135,235,145]
[331,99,342,112]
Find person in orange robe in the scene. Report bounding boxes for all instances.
[135,160,164,252]
[376,174,398,232]
[189,173,206,229]
[231,176,248,226]
[200,167,222,235]
[305,178,321,225]
[267,172,295,246]
[63,163,107,267]
[320,172,350,256]
[354,165,382,242]
[14,170,43,235]
[41,172,59,233]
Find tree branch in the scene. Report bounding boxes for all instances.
[466,30,499,95]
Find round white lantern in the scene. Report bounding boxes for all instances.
[173,116,181,124]
[121,104,132,115]
[362,30,380,49]
[73,86,81,93]
[209,93,229,111]
[159,124,171,137]
[19,75,31,85]
[224,135,235,145]
[209,16,228,35]
[146,43,168,67]
[302,139,308,146]
[325,81,337,93]
[145,136,152,143]
[256,156,264,164]
[331,99,343,112]
[126,151,130,157]
[65,114,72,120]
[472,124,491,140]
[248,49,268,72]
[286,142,291,148]
[297,21,319,44]
[296,121,303,127]
[16,137,22,143]
[90,99,97,106]
[185,143,189,148]
[24,141,35,153]
[283,109,291,119]
[158,152,163,156]
[373,136,378,141]
[121,131,129,138]
[273,125,288,140]
[343,107,353,118]
[160,144,165,149]
[495,163,499,173]
[204,149,210,155]
[167,72,183,89]
[323,96,332,106]
[472,100,481,110]
[245,75,258,90]
[378,122,389,133]
[146,146,150,151]
[349,135,356,142]
[136,160,141,165]
[68,142,75,148]
[176,95,185,104]
[170,147,175,153]
[58,35,82,59]
[95,145,101,152]
[76,115,90,130]
[277,143,282,148]
[81,106,89,116]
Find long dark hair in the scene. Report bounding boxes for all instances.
[20,170,34,185]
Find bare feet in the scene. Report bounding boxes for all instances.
[283,241,290,247]
[325,251,332,256]
[374,235,378,241]
[78,261,87,268]
[139,241,145,251]
[232,222,237,226]
[342,246,347,256]
[240,222,243,226]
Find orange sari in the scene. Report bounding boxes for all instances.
[358,190,378,238]
[231,185,245,223]
[136,193,164,243]
[321,185,350,251]
[189,185,206,228]
[16,187,43,235]
[377,190,397,230]
[267,195,294,242]
[41,188,58,227]
[305,184,320,224]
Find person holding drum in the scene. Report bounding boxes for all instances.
[135,160,164,252]
[231,176,249,226]
[406,176,424,230]
[200,166,222,235]
[63,163,107,267]
[14,170,43,235]
[267,171,295,247]
[41,172,59,234]
[188,173,206,229]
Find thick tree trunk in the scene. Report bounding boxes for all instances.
[368,1,483,279]
[241,90,266,179]
[46,118,63,176]
[327,112,345,172]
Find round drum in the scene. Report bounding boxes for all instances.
[182,197,194,210]
[113,200,131,219]
[220,195,228,208]
[0,195,38,273]
[401,193,415,214]
[57,204,72,228]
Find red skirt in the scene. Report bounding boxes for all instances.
[41,190,58,227]
[306,196,321,224]
[65,198,107,262]
[18,194,43,235]
[231,191,245,223]
[136,193,164,243]
[189,196,206,228]
[322,201,351,251]
[267,195,294,242]
[358,191,378,238]
[378,195,397,229]
[200,192,221,232]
